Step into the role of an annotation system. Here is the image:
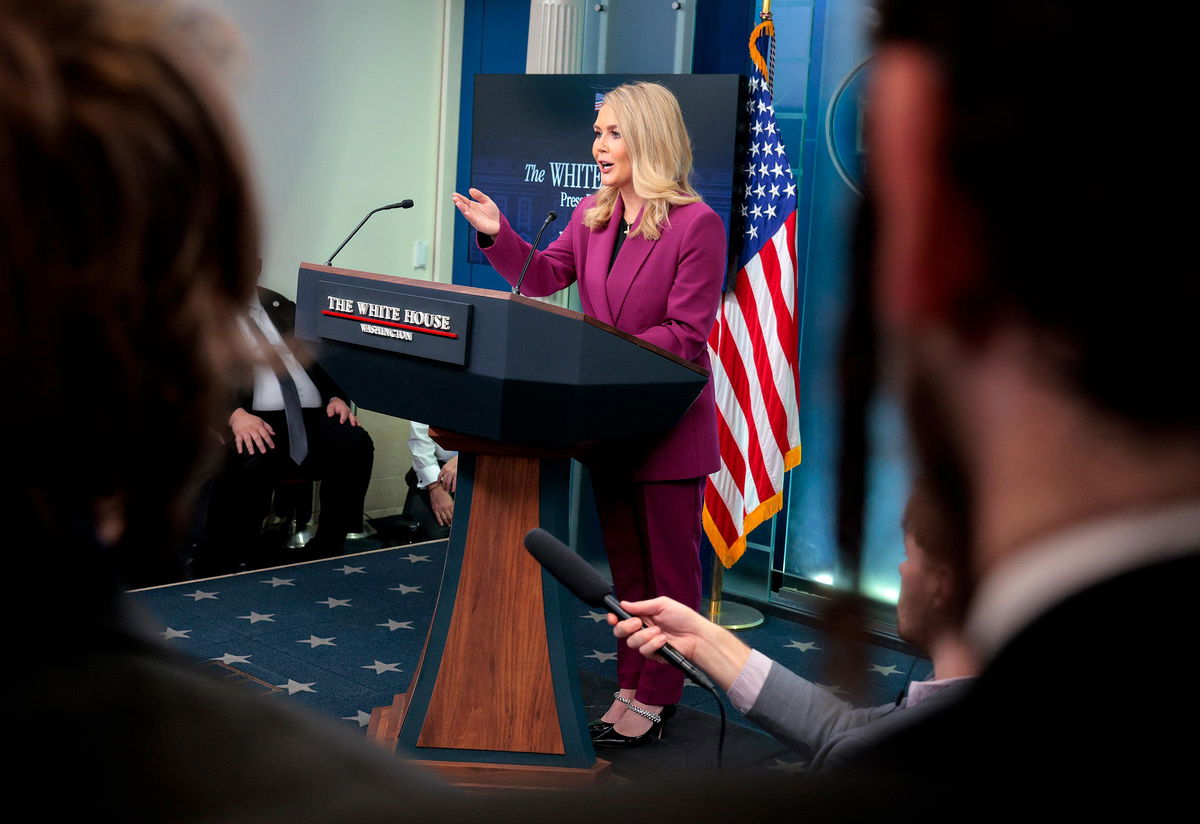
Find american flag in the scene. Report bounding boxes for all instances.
[703,17,801,568]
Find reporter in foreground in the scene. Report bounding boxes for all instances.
[610,480,977,771]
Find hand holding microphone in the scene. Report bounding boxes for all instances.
[608,597,708,663]
[524,528,717,691]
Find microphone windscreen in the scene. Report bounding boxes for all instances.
[524,528,610,607]
[546,211,558,222]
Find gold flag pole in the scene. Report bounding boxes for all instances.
[705,558,764,630]
[705,0,775,633]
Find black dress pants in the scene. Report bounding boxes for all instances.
[202,409,374,571]
[400,467,451,542]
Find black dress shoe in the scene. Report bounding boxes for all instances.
[593,704,677,748]
[588,719,615,739]
[589,692,632,740]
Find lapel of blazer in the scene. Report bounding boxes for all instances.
[583,197,621,324]
[607,202,658,326]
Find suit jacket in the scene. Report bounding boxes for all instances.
[747,661,971,772]
[835,551,1200,817]
[235,287,346,412]
[482,195,726,481]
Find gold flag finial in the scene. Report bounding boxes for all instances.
[761,0,773,20]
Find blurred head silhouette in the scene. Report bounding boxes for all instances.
[0,0,259,588]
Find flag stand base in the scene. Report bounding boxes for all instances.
[704,562,764,631]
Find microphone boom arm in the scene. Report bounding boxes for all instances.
[324,199,414,267]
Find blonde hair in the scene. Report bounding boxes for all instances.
[583,82,701,240]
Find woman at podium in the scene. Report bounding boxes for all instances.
[453,81,725,747]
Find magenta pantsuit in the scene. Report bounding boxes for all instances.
[481,194,726,705]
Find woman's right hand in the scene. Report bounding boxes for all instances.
[451,187,502,238]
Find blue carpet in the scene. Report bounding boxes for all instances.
[131,540,931,766]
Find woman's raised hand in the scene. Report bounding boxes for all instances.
[451,187,502,237]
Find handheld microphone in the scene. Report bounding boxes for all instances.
[512,211,558,295]
[324,199,415,266]
[523,527,716,691]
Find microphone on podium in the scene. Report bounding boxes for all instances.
[324,199,415,266]
[512,211,558,295]
[523,527,716,691]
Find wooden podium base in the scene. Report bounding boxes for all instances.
[368,692,614,789]
[365,447,609,788]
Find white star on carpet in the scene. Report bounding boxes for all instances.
[183,590,218,601]
[238,611,276,623]
[317,597,352,608]
[401,554,431,564]
[869,664,902,677]
[389,584,422,595]
[211,653,251,665]
[784,640,819,653]
[343,710,372,727]
[160,627,191,640]
[361,660,402,675]
[585,650,617,663]
[581,611,608,623]
[335,565,366,575]
[277,680,316,695]
[377,619,413,631]
[262,577,295,587]
[297,636,336,648]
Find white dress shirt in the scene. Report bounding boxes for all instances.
[408,422,458,489]
[241,297,322,411]
[967,500,1200,663]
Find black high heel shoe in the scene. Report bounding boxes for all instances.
[592,703,677,747]
[589,692,632,740]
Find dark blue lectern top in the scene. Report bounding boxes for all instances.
[295,263,707,447]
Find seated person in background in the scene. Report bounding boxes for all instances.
[402,421,458,541]
[198,284,374,574]
[610,478,977,771]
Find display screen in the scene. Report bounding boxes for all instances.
[470,73,747,288]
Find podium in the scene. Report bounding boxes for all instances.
[294,263,708,787]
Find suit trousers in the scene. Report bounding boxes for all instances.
[206,409,374,566]
[591,473,705,706]
[401,467,451,542]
